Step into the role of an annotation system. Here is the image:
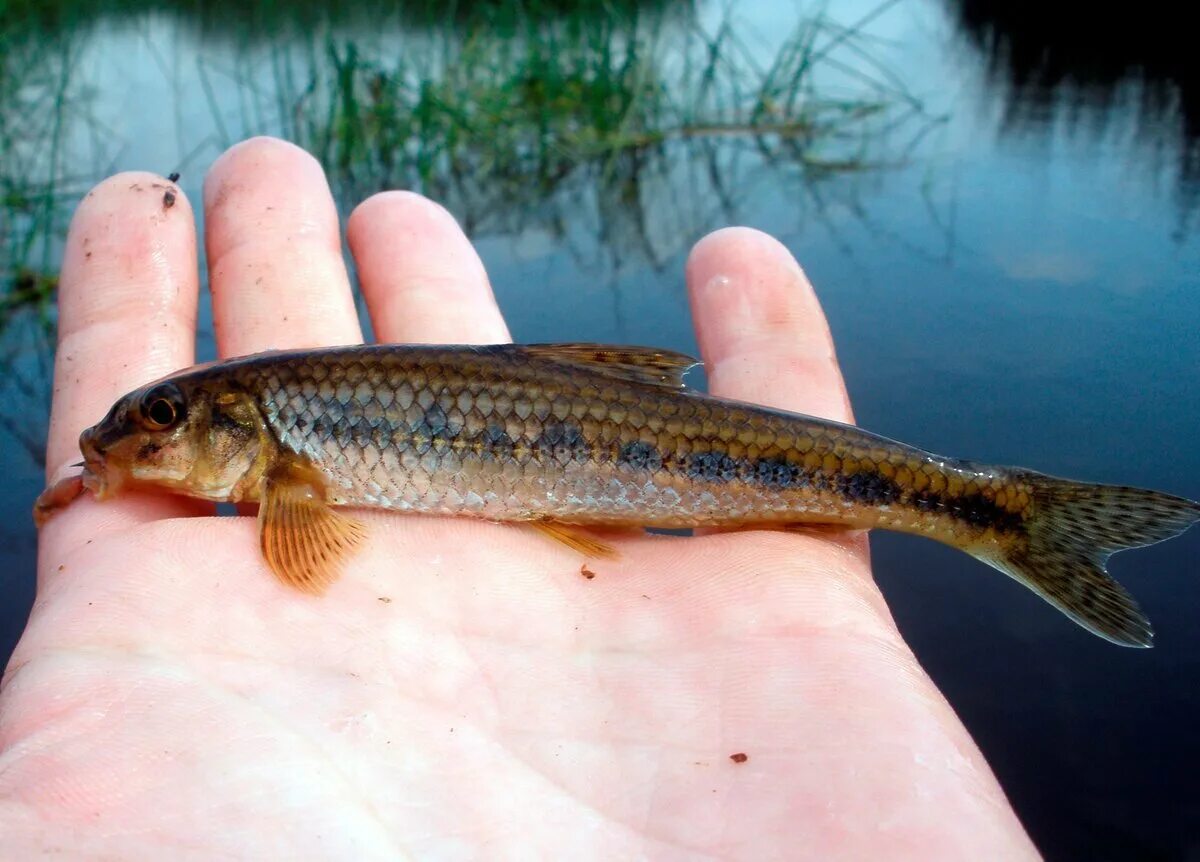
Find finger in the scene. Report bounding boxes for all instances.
[347,192,510,344]
[204,137,362,357]
[46,172,199,480]
[685,227,853,423]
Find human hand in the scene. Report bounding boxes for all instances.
[0,138,1037,859]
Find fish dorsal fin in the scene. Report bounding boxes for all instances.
[522,343,700,389]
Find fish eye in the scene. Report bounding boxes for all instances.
[138,383,186,431]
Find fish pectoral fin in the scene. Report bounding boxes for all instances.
[531,519,619,558]
[258,460,365,594]
[522,343,699,389]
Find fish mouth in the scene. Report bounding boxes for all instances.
[80,462,107,497]
[79,431,114,499]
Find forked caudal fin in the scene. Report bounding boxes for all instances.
[976,474,1200,647]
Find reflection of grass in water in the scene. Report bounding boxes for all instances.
[0,271,59,319]
[0,20,105,468]
[0,1,933,466]
[0,270,57,467]
[4,0,684,36]
[277,3,936,268]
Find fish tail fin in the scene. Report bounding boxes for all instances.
[978,474,1200,647]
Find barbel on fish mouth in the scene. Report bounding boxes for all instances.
[34,342,1200,647]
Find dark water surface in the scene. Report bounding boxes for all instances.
[2,1,1198,858]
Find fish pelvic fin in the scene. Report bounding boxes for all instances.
[530,518,619,558]
[979,474,1200,648]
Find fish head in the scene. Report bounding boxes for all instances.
[80,376,272,503]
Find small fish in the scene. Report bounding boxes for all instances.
[35,343,1199,646]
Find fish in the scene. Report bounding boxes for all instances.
[34,343,1200,647]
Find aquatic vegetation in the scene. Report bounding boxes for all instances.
[0,18,99,468]
[279,3,937,267]
[947,0,1199,237]
[0,1,933,467]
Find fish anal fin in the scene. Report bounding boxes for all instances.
[531,520,619,558]
[779,522,846,537]
[701,521,846,538]
[523,343,699,389]
[259,459,365,593]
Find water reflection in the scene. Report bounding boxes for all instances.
[6,0,688,34]
[0,19,91,476]
[946,0,1199,234]
[297,23,934,268]
[0,0,935,469]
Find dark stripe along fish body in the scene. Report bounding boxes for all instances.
[139,344,1200,645]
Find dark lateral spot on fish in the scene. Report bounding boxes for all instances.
[295,416,308,431]
[541,423,564,446]
[837,471,902,505]
[957,492,1022,531]
[333,419,354,448]
[580,564,596,580]
[167,171,180,183]
[539,422,590,463]
[619,440,662,472]
[730,752,748,764]
[481,423,514,458]
[688,451,739,482]
[753,457,805,488]
[424,404,447,435]
[413,404,459,444]
[909,488,1022,532]
[163,189,176,210]
[912,490,940,512]
[484,424,510,444]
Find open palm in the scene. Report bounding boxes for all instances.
[1,139,1036,860]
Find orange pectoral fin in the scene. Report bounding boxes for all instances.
[258,461,365,593]
[531,519,619,558]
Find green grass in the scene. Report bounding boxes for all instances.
[0,14,95,466]
[0,12,100,317]
[272,2,934,260]
[0,0,936,465]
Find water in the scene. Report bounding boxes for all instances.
[2,1,1198,858]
